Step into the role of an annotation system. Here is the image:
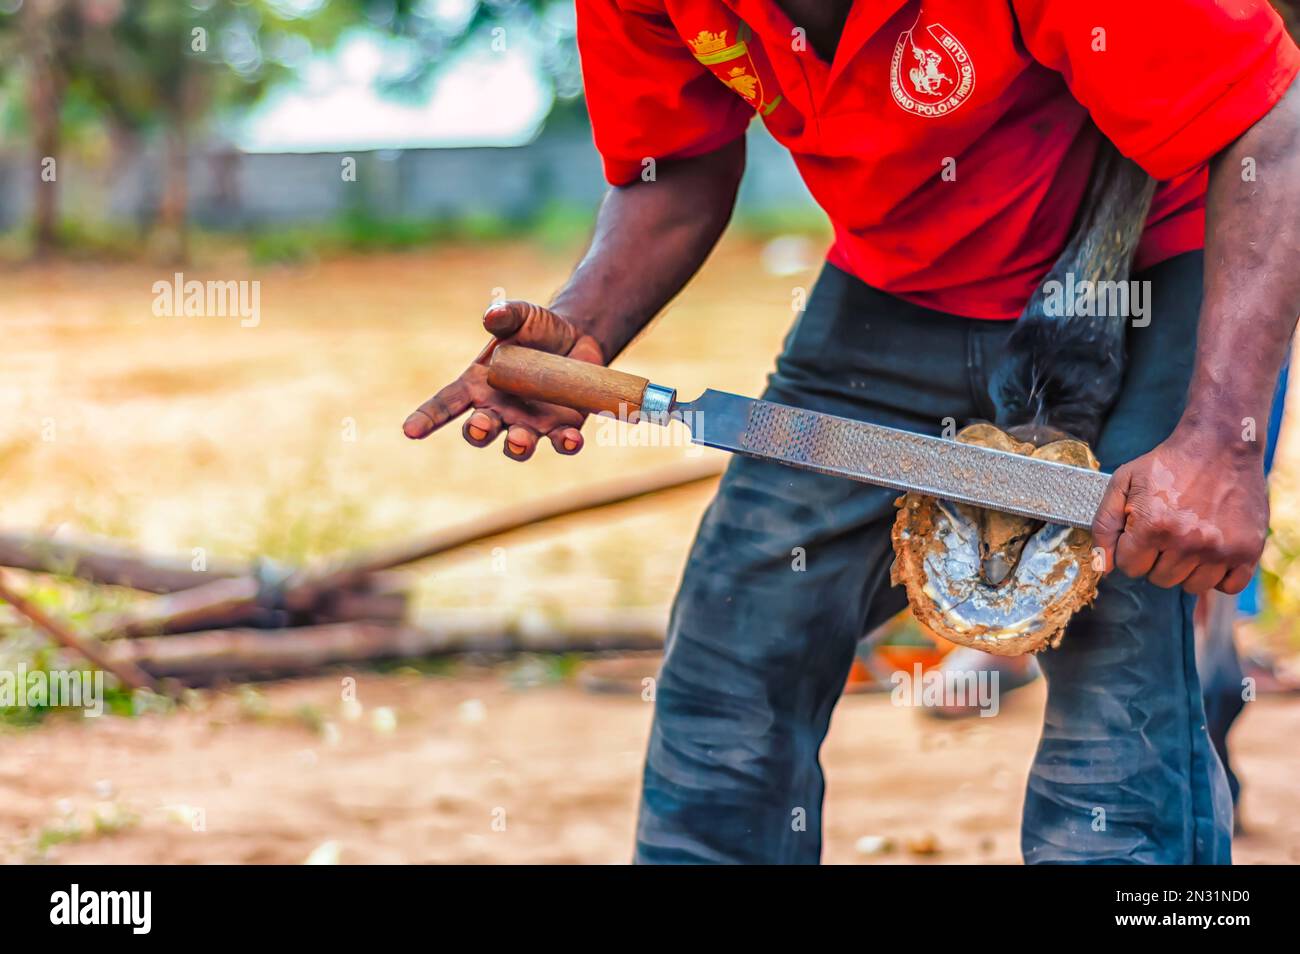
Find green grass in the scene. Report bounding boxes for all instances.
[247,207,568,265]
[505,653,583,688]
[0,577,141,727]
[2,201,825,267]
[732,205,832,239]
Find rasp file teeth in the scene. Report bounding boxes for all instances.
[738,402,1108,528]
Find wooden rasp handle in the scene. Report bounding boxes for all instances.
[487,344,649,416]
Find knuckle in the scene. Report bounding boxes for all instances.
[1115,555,1143,577]
[1219,533,1261,566]
[1092,507,1122,535]
[1222,575,1249,595]
[1226,546,1258,567]
[1126,518,1163,547]
[423,396,451,422]
[1242,533,1267,560]
[1185,525,1214,552]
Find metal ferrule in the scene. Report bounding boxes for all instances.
[640,383,677,424]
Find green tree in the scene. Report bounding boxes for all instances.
[379,0,581,125]
[0,0,88,257]
[0,1,581,259]
[71,0,387,261]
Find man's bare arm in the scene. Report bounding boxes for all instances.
[403,136,746,460]
[1187,78,1300,462]
[1094,77,1300,593]
[553,137,747,360]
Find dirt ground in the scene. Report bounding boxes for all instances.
[1,241,1298,865]
[2,239,1298,620]
[0,240,805,621]
[2,668,1298,865]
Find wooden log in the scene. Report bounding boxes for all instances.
[105,610,668,680]
[96,571,415,638]
[0,531,242,593]
[99,577,262,639]
[98,459,723,639]
[281,457,724,605]
[310,588,410,625]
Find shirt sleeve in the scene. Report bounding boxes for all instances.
[575,0,752,185]
[1012,0,1300,179]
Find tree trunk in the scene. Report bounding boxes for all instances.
[29,82,61,257]
[24,0,65,259]
[155,121,189,264]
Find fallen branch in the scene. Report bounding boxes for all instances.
[283,457,725,601]
[98,570,415,639]
[0,531,242,593]
[99,577,265,639]
[0,569,160,692]
[97,459,724,639]
[106,610,668,679]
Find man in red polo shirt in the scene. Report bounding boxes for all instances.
[406,1,1300,863]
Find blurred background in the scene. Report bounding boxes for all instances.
[0,0,1298,865]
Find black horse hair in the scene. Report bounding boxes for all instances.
[989,135,1157,447]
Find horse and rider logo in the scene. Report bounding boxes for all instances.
[891,22,975,118]
[683,19,971,121]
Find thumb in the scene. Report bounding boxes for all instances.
[483,300,578,355]
[1091,464,1132,574]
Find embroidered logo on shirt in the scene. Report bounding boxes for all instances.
[688,29,732,58]
[724,65,759,101]
[891,23,975,118]
[685,24,782,116]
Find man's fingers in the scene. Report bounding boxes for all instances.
[404,379,472,439]
[548,426,584,455]
[484,301,578,354]
[567,336,605,366]
[1148,552,1197,589]
[504,424,540,461]
[490,388,586,435]
[1183,563,1229,596]
[405,304,592,458]
[1091,467,1132,573]
[1218,564,1255,595]
[1115,528,1159,579]
[463,408,504,447]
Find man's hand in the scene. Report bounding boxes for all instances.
[1091,76,1299,597]
[402,301,605,461]
[1092,423,1268,595]
[401,141,747,462]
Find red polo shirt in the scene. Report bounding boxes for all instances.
[576,0,1300,319]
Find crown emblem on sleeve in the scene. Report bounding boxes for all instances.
[688,29,730,56]
[724,66,758,100]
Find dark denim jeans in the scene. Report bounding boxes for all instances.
[635,252,1233,864]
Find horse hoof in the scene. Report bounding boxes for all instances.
[890,423,1102,656]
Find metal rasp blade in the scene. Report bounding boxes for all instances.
[672,390,1110,529]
